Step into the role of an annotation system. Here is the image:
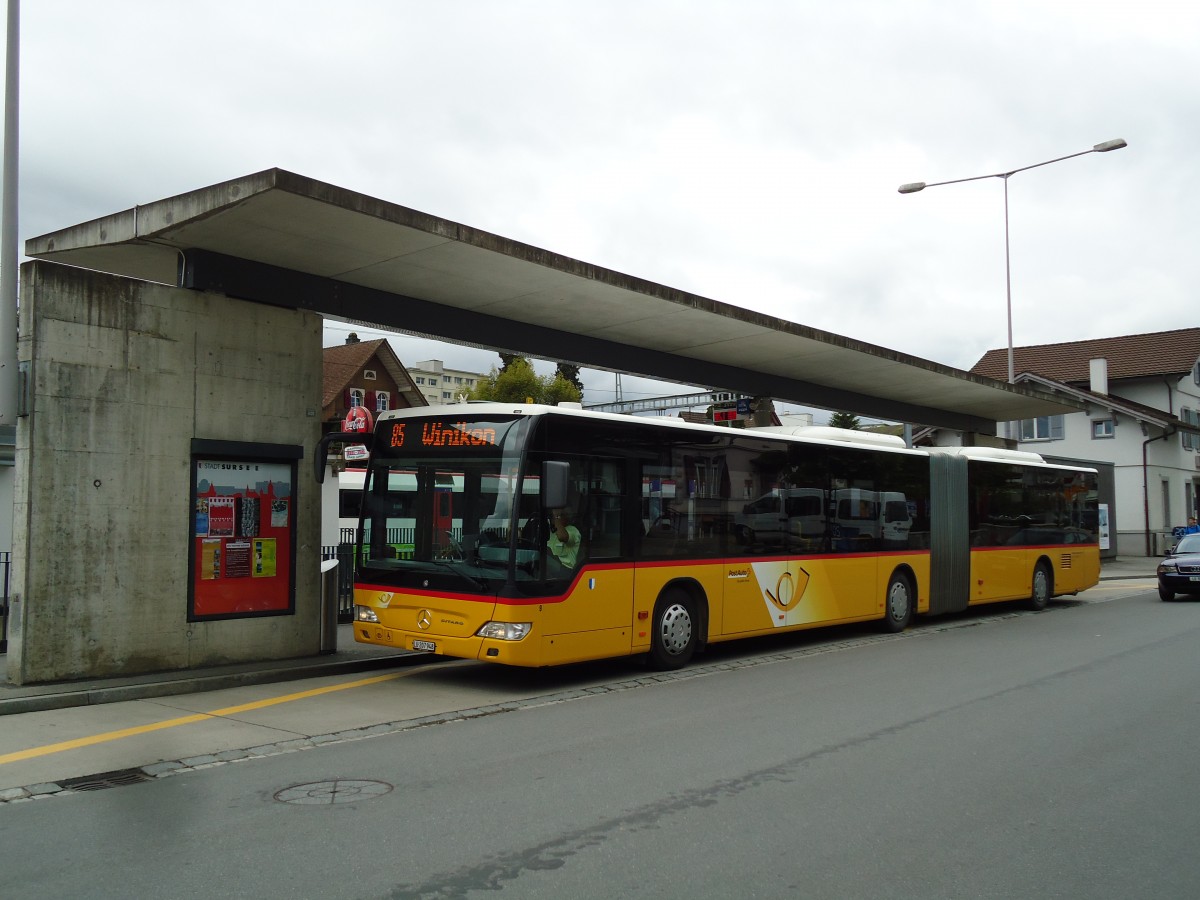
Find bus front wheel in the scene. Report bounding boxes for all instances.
[1027,562,1053,611]
[880,570,913,633]
[648,590,697,670]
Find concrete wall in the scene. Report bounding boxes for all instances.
[7,261,324,684]
[0,466,11,552]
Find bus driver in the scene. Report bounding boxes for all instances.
[548,507,582,570]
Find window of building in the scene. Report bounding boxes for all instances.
[1019,415,1064,442]
[349,388,365,408]
[375,391,390,412]
[363,369,377,381]
[443,375,451,383]
[415,376,424,385]
[1182,408,1198,450]
[1091,419,1115,439]
[1193,360,1200,386]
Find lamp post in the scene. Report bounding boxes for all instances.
[899,138,1127,386]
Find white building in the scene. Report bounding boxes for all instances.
[407,359,485,405]
[926,329,1200,558]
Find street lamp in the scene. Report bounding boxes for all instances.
[899,138,1127,386]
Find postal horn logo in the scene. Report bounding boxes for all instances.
[765,568,810,612]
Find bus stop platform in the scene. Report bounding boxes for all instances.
[0,557,1160,716]
[0,623,424,716]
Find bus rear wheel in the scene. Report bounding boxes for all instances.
[648,590,697,670]
[1027,562,1052,611]
[881,570,913,633]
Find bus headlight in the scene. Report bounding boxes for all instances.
[476,622,532,641]
[355,606,380,623]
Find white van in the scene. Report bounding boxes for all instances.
[830,489,912,549]
[735,488,825,546]
[879,491,913,546]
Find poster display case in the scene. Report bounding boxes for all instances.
[188,440,301,621]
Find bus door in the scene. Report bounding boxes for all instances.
[967,462,1027,604]
[720,513,816,633]
[402,468,463,561]
[721,445,812,635]
[431,474,456,556]
[578,456,633,631]
[533,456,633,657]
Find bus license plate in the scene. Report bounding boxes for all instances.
[412,639,437,652]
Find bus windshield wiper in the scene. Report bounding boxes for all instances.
[431,558,490,591]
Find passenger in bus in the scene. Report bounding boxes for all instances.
[548,507,582,570]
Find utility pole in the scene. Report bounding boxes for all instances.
[0,0,18,426]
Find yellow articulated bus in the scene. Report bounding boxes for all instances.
[316,405,1100,670]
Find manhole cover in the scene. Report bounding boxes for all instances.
[274,779,393,805]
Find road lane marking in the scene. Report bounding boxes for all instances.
[0,670,409,766]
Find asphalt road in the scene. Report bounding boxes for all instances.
[3,577,1197,899]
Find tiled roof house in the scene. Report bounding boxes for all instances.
[972,328,1200,385]
[319,336,427,547]
[321,336,427,428]
[966,328,1200,557]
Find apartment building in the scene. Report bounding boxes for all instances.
[407,359,485,405]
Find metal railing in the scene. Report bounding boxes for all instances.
[0,550,11,653]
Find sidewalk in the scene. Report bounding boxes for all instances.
[0,622,424,716]
[1096,555,1160,581]
[0,557,1160,716]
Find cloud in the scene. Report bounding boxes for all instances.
[12,0,1196,416]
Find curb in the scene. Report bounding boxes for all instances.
[0,653,427,717]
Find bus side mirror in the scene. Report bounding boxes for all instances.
[541,461,571,510]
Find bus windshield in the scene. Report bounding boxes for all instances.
[356,414,536,588]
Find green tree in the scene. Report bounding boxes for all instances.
[827,411,862,430]
[554,363,584,394]
[470,357,582,405]
[543,373,583,406]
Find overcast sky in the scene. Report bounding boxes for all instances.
[10,1,1196,419]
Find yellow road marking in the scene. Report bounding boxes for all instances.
[0,670,409,766]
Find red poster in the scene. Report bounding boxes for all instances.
[208,497,236,538]
[191,458,295,618]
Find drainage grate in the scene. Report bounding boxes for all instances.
[274,779,393,805]
[59,767,157,792]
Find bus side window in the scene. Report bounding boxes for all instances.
[584,460,624,559]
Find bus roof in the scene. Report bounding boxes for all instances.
[377,403,928,456]
[929,445,1098,474]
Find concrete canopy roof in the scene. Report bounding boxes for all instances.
[25,168,1081,433]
